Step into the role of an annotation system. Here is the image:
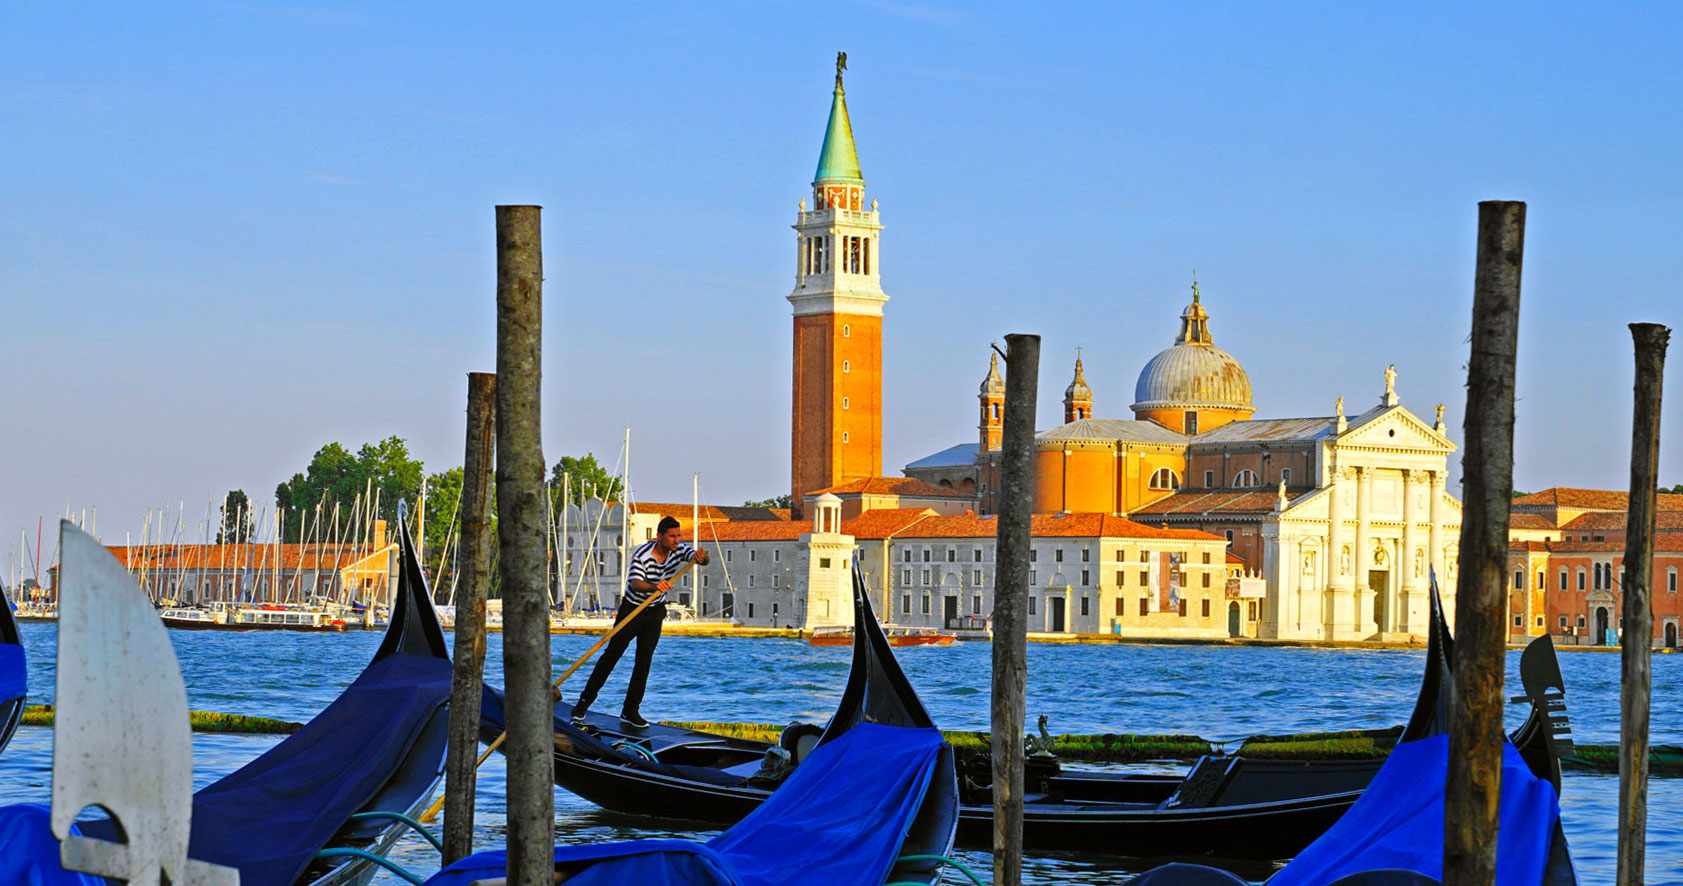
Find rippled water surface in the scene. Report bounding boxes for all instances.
[3,625,1681,884]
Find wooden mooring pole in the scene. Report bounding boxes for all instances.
[442,371,496,863]
[1619,322,1669,886]
[1444,200,1525,886]
[992,333,1039,886]
[495,205,553,886]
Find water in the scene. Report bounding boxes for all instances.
[3,624,1681,884]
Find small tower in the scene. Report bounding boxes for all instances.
[1063,354,1093,423]
[979,351,1005,452]
[788,53,889,518]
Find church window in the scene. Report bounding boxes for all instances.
[849,237,862,274]
[1224,529,1235,546]
[1233,469,1259,487]
[842,431,850,443]
[842,324,850,337]
[863,238,871,274]
[842,397,850,409]
[1204,470,1215,487]
[1281,468,1292,485]
[842,360,850,373]
[1184,411,1199,434]
[1148,468,1181,491]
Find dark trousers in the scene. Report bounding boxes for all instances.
[574,599,665,716]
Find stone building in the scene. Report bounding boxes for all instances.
[905,286,1464,642]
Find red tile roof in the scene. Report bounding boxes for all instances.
[1508,533,1683,555]
[807,476,972,499]
[103,543,391,572]
[1509,513,1558,530]
[1561,512,1683,532]
[1512,487,1683,512]
[627,502,789,522]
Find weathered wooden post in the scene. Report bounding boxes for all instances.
[1444,200,1525,886]
[495,205,553,885]
[1619,322,1669,886]
[443,371,496,864]
[992,333,1039,886]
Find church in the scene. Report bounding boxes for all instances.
[903,290,1465,641]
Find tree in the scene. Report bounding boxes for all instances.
[216,490,256,543]
[1662,484,1683,496]
[548,454,623,505]
[273,437,426,541]
[742,494,794,509]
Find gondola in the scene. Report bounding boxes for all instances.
[7,509,453,886]
[1123,582,1579,886]
[454,560,958,886]
[0,584,24,757]
[475,574,1466,862]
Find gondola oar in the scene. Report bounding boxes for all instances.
[419,559,697,824]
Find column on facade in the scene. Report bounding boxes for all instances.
[1353,466,1375,637]
[1261,530,1283,638]
[1326,471,1353,639]
[1400,469,1426,634]
[1427,470,1446,591]
[1279,534,1301,639]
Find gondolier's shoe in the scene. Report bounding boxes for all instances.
[620,711,651,729]
[570,706,589,726]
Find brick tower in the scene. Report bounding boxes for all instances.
[788,54,888,519]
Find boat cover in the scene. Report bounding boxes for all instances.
[0,643,24,703]
[0,652,452,886]
[1268,734,1558,886]
[427,721,945,886]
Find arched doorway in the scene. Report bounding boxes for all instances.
[1666,622,1677,649]
[1595,607,1610,646]
[1227,602,1241,638]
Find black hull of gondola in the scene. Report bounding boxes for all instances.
[0,587,23,757]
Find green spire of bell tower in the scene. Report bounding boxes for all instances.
[813,52,864,185]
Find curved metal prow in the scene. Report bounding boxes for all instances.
[1512,632,1574,792]
[1401,568,1455,741]
[818,556,936,743]
[50,522,239,885]
[372,503,449,663]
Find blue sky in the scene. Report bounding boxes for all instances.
[4,2,1680,564]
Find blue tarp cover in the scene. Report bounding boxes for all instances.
[0,643,25,703]
[427,722,945,886]
[0,805,104,886]
[13,652,452,886]
[1269,735,1559,886]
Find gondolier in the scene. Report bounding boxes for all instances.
[571,515,708,729]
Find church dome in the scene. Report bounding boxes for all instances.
[1131,287,1254,414]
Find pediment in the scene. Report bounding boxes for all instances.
[1338,407,1454,452]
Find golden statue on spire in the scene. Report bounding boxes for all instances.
[836,51,848,89]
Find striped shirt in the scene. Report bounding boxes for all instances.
[625,539,696,605]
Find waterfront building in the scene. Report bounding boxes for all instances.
[1504,487,1683,647]
[905,288,1463,642]
[62,521,398,606]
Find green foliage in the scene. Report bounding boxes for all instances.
[549,453,623,505]
[742,494,794,509]
[216,490,256,543]
[274,437,426,542]
[1662,484,1683,496]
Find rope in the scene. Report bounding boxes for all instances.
[345,810,444,854]
[890,853,987,886]
[311,848,427,885]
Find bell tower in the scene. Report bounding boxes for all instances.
[789,53,888,518]
[979,351,1004,452]
[1064,354,1093,423]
